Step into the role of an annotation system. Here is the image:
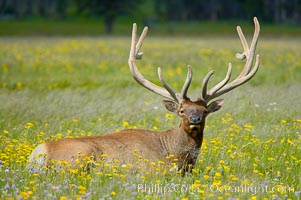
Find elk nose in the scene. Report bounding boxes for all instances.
[189,115,201,124]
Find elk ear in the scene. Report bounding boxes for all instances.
[162,100,179,113]
[207,99,224,114]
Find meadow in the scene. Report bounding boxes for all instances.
[0,33,300,199]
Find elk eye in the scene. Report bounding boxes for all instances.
[179,109,185,115]
[204,110,208,116]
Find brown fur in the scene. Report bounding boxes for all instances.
[27,98,223,172]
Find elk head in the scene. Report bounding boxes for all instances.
[128,17,260,146]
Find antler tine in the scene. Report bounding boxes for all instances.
[236,17,260,78]
[201,17,260,103]
[135,25,148,59]
[235,26,249,60]
[157,67,178,101]
[128,23,179,102]
[201,70,215,100]
[204,63,232,101]
[210,55,259,99]
[158,65,193,102]
[180,65,193,99]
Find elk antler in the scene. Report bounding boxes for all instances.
[128,23,192,103]
[200,17,260,103]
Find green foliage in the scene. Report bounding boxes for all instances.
[0,36,300,199]
[1,18,301,37]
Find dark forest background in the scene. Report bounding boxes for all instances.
[1,0,301,35]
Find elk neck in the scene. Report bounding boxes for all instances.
[179,118,205,149]
[158,119,205,158]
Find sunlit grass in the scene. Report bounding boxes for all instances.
[0,36,300,199]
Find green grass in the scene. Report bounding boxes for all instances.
[0,34,300,200]
[1,18,301,37]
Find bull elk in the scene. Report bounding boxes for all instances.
[28,17,260,172]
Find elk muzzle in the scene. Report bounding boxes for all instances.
[189,115,201,124]
[188,114,202,130]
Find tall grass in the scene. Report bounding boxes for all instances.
[0,35,300,199]
[1,19,301,37]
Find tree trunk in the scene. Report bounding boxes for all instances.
[104,15,115,34]
[25,0,33,16]
[56,0,67,19]
[209,0,218,22]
